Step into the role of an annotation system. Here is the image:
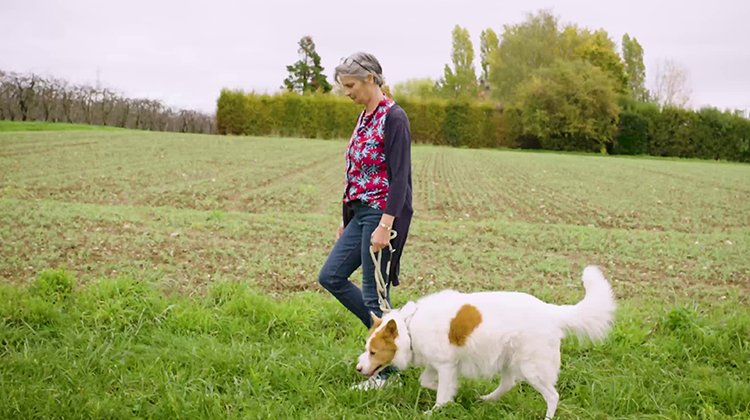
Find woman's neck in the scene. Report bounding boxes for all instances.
[364,90,384,115]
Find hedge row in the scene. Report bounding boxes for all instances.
[217,90,750,162]
[614,103,750,162]
[216,90,357,139]
[216,90,509,148]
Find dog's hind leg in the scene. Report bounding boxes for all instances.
[526,378,559,420]
[522,361,560,419]
[518,341,561,419]
[479,372,517,401]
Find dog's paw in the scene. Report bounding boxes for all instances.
[479,392,496,402]
[423,403,444,416]
[424,401,452,416]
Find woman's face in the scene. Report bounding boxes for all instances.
[339,75,373,105]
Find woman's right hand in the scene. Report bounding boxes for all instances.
[336,223,344,241]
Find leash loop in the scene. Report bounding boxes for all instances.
[369,229,397,313]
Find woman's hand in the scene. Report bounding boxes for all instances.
[370,224,391,252]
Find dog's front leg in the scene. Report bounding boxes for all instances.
[419,366,438,390]
[433,364,459,408]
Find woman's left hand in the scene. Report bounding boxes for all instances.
[370,226,391,253]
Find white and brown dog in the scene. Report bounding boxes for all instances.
[356,266,616,419]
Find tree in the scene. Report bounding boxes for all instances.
[392,78,440,100]
[561,26,628,94]
[282,36,332,94]
[652,59,691,109]
[437,25,478,100]
[479,28,499,95]
[488,10,627,102]
[488,10,561,102]
[507,59,620,152]
[0,69,216,133]
[622,34,649,102]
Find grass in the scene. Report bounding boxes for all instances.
[1,270,747,419]
[0,120,123,132]
[1,127,749,418]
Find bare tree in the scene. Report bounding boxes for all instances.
[38,77,60,122]
[0,70,12,119]
[652,59,692,108]
[112,96,131,127]
[0,69,216,133]
[13,74,37,121]
[58,80,75,123]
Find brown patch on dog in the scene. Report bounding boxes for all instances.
[368,313,383,339]
[449,304,482,346]
[367,319,399,373]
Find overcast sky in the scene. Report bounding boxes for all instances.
[2,0,748,114]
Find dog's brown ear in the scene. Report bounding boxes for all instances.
[370,312,381,325]
[384,319,399,338]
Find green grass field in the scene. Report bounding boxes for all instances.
[1,121,748,418]
[0,120,123,132]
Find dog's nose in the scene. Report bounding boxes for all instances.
[356,364,363,373]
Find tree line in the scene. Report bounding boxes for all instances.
[0,70,215,134]
[282,10,694,110]
[266,10,747,161]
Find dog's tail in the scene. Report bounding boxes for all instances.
[558,265,616,342]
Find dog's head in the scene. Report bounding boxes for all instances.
[355,302,416,376]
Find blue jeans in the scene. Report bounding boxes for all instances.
[318,201,391,328]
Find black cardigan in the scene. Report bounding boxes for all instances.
[342,104,413,286]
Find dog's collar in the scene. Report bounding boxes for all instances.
[402,304,417,354]
[400,301,418,323]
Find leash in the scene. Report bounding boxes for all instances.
[369,229,397,313]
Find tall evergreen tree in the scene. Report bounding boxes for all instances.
[282,36,332,94]
[622,34,649,102]
[438,25,478,100]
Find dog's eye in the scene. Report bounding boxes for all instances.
[369,351,375,356]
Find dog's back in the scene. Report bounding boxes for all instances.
[408,266,616,379]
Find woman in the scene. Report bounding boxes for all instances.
[318,52,413,389]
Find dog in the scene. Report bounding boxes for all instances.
[356,266,616,419]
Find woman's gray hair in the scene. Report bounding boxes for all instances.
[334,52,385,86]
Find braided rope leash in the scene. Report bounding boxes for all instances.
[369,229,398,313]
